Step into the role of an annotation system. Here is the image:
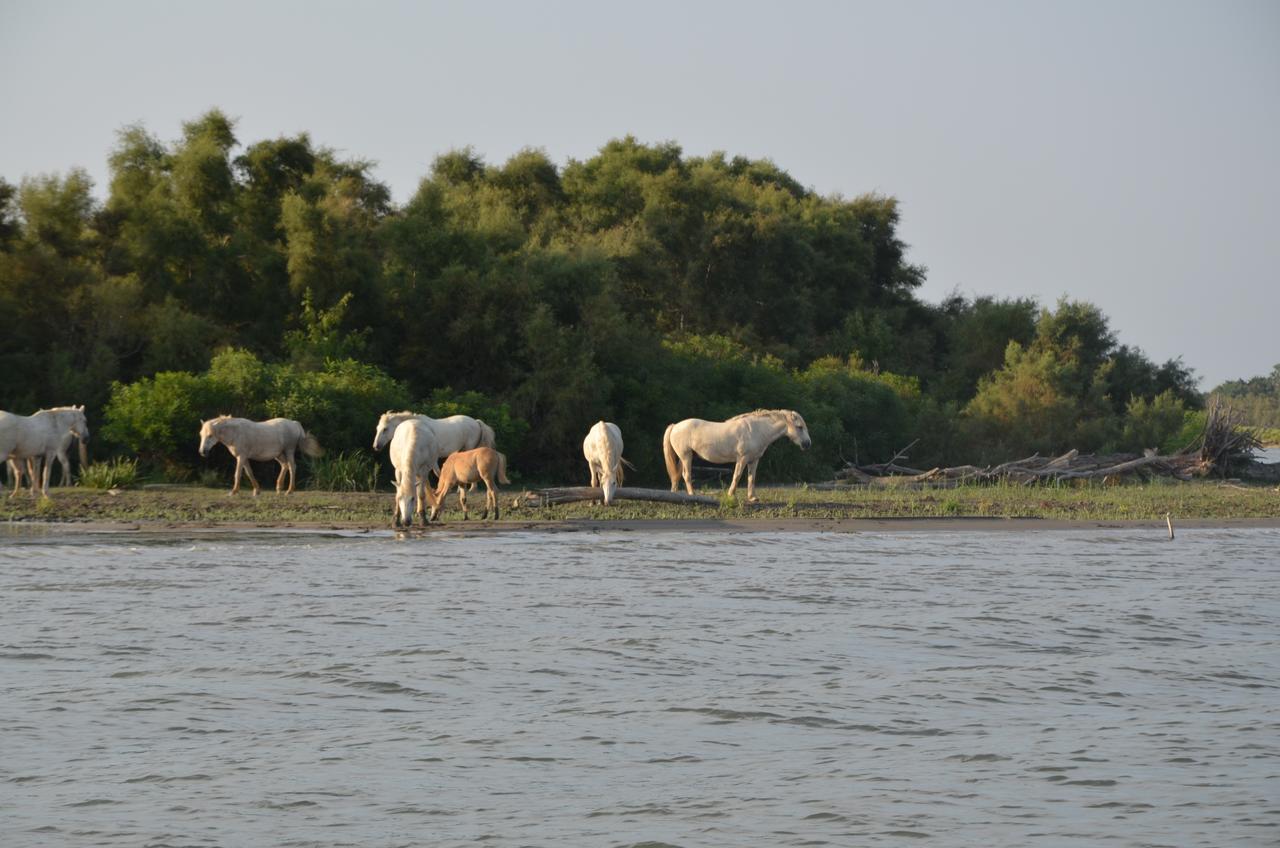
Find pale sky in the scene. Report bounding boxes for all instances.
[2,0,1277,388]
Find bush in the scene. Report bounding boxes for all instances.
[1117,390,1187,454]
[78,457,140,489]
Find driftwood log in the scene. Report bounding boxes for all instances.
[516,486,720,507]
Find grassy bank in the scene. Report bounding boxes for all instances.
[2,479,1277,526]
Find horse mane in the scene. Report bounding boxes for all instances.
[727,408,790,422]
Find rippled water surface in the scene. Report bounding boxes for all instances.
[3,526,1278,847]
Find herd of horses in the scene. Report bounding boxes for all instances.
[2,405,812,527]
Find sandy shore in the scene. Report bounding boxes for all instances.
[6,516,1280,537]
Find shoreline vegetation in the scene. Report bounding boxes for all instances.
[3,480,1277,532]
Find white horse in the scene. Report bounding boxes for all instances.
[198,416,323,495]
[583,420,627,506]
[663,409,811,503]
[0,406,91,497]
[388,418,441,528]
[8,429,84,492]
[371,411,495,474]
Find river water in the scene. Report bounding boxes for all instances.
[2,526,1277,847]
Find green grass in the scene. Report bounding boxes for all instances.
[0,478,1276,526]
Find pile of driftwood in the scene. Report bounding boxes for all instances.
[831,396,1269,488]
[833,447,1206,488]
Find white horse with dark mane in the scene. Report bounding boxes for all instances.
[0,406,91,497]
[583,420,627,506]
[663,409,811,503]
[372,411,495,474]
[388,418,441,528]
[198,416,322,495]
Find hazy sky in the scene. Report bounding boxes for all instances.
[2,0,1276,388]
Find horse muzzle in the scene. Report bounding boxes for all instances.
[801,438,812,451]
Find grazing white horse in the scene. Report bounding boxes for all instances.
[371,411,495,475]
[583,420,627,506]
[198,416,323,495]
[663,409,811,503]
[388,418,441,528]
[0,406,91,497]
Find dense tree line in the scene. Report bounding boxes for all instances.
[0,110,1202,483]
[1212,364,1280,431]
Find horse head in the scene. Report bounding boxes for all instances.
[70,406,90,443]
[198,417,224,457]
[784,410,812,451]
[373,411,413,451]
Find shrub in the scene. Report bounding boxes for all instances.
[78,457,140,490]
[307,450,381,492]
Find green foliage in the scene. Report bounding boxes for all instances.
[3,113,1208,482]
[960,299,1202,463]
[1117,390,1188,454]
[78,457,140,490]
[102,370,229,461]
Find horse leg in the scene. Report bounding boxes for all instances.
[727,457,747,499]
[231,457,243,495]
[243,461,262,497]
[28,457,42,497]
[41,453,54,497]
[746,458,762,503]
[489,477,499,521]
[285,449,297,494]
[458,485,469,520]
[680,451,695,496]
[276,458,288,493]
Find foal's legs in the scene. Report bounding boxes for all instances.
[478,473,497,520]
[457,484,469,520]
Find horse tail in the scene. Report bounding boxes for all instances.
[662,423,680,489]
[476,419,496,449]
[300,431,324,458]
[497,451,511,485]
